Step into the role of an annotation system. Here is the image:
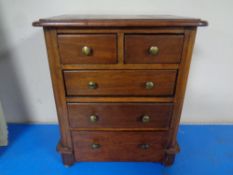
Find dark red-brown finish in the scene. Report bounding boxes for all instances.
[125,34,184,64]
[33,15,207,167]
[64,70,177,96]
[58,34,117,64]
[33,15,208,27]
[72,131,167,161]
[67,103,173,129]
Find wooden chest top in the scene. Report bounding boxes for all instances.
[33,15,207,27]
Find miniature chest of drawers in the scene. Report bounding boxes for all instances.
[33,15,207,166]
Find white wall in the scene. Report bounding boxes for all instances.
[0,0,232,123]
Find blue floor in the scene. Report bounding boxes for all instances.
[0,124,233,175]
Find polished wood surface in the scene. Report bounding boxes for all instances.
[67,103,173,129]
[33,15,207,166]
[66,96,174,103]
[58,34,117,64]
[125,34,184,64]
[72,131,167,161]
[44,30,73,148]
[57,28,185,34]
[44,29,75,164]
[33,15,208,27]
[169,29,198,149]
[64,70,177,96]
[61,64,180,70]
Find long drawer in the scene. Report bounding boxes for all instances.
[64,70,177,96]
[68,103,173,129]
[72,131,167,161]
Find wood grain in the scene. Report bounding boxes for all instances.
[58,34,117,64]
[70,128,168,131]
[63,70,177,96]
[67,103,173,129]
[32,15,208,27]
[72,131,168,161]
[61,64,180,70]
[66,97,174,103]
[33,15,207,166]
[44,28,75,165]
[168,28,197,148]
[125,34,184,64]
[57,28,185,34]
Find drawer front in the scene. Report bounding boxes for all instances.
[58,34,117,64]
[125,34,184,64]
[72,131,167,161]
[64,70,177,96]
[68,103,173,129]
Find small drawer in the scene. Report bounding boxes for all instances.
[124,34,184,64]
[72,131,167,161]
[64,70,177,96]
[68,103,173,129]
[58,34,117,64]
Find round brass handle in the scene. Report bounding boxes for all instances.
[141,115,150,123]
[82,46,92,56]
[90,115,98,123]
[145,81,154,89]
[91,143,101,149]
[140,144,150,150]
[149,46,159,56]
[88,81,98,89]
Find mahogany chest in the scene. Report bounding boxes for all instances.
[33,15,207,166]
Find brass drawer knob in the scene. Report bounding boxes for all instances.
[145,81,154,89]
[149,46,159,56]
[90,115,98,123]
[82,46,92,56]
[91,143,101,149]
[141,115,150,123]
[88,81,98,89]
[139,144,150,150]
